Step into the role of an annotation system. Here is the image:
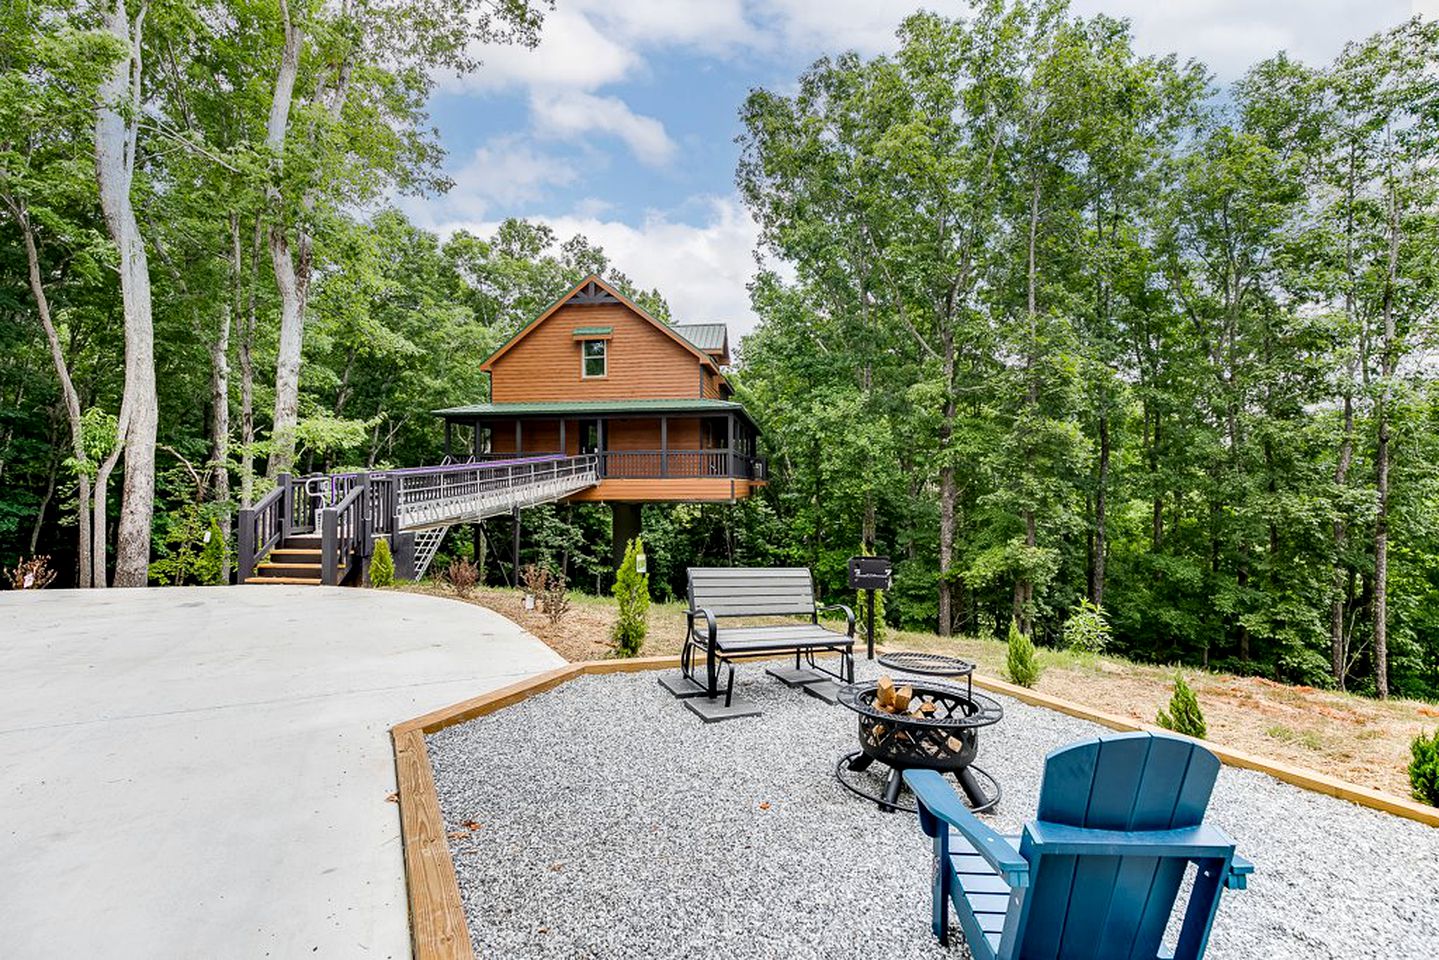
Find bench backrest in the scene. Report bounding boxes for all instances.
[687,567,817,618]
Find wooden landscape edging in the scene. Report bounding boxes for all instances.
[967,672,1439,828]
[390,656,682,960]
[391,652,1438,960]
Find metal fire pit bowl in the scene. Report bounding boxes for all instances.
[835,679,1002,814]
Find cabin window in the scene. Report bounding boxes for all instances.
[582,339,607,378]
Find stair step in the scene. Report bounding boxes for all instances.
[245,576,322,585]
[270,548,322,558]
[257,562,322,573]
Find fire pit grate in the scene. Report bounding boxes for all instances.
[835,678,1002,814]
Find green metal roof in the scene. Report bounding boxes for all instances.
[673,323,729,353]
[435,399,751,418]
[571,326,613,336]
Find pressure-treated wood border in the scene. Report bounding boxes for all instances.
[391,655,1438,960]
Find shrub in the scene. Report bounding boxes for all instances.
[369,537,395,587]
[1410,729,1439,807]
[5,555,57,590]
[1005,619,1041,688]
[610,537,650,657]
[520,562,548,602]
[1157,671,1207,739]
[541,569,570,626]
[445,558,479,598]
[1062,600,1110,655]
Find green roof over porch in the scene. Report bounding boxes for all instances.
[433,398,758,430]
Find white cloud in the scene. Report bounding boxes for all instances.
[401,137,578,228]
[531,91,677,166]
[1074,0,1413,78]
[439,7,640,94]
[428,195,764,335]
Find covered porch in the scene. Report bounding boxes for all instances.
[434,400,766,483]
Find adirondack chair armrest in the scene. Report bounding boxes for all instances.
[1024,822,1241,861]
[816,603,856,637]
[905,769,1030,888]
[1225,852,1255,890]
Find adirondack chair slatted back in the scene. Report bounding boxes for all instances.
[1014,732,1222,960]
[687,567,816,617]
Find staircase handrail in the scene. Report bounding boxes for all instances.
[236,477,288,582]
[320,481,367,586]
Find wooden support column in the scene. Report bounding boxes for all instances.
[511,505,521,579]
[443,420,452,459]
[660,417,668,477]
[515,420,522,454]
[559,419,566,456]
[611,502,642,572]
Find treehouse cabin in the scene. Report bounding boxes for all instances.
[434,275,766,508]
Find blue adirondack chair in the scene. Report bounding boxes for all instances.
[905,731,1253,960]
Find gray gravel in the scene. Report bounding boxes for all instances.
[426,662,1439,959]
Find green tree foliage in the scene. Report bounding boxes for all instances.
[1409,730,1439,807]
[1062,601,1111,655]
[369,537,395,588]
[148,506,226,586]
[611,537,650,657]
[1006,619,1042,688]
[1157,672,1208,739]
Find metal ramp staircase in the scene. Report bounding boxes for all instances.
[237,455,599,585]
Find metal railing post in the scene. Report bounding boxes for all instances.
[278,473,292,536]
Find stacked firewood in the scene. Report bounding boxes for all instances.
[873,675,936,716]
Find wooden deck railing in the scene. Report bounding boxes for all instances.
[464,448,766,481]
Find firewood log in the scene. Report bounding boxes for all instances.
[876,675,896,710]
[894,685,913,712]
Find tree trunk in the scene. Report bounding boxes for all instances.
[937,332,957,637]
[1373,163,1401,700]
[11,197,94,587]
[265,0,306,477]
[208,214,238,575]
[1092,412,1108,607]
[96,0,157,587]
[239,217,260,507]
[1330,392,1354,689]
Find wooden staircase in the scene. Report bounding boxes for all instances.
[245,533,325,585]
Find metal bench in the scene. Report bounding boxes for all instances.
[662,567,855,722]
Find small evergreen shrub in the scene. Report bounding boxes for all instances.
[1410,729,1439,807]
[610,537,650,657]
[541,569,570,626]
[1006,619,1041,688]
[1157,671,1207,739]
[369,537,395,587]
[1062,600,1110,655]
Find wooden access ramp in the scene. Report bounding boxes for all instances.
[238,455,599,585]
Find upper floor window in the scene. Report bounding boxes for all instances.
[582,339,607,378]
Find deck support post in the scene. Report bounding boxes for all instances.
[611,502,642,572]
[443,421,452,460]
[660,417,668,477]
[237,508,255,583]
[515,420,522,454]
[394,531,416,581]
[512,505,521,579]
[559,419,566,455]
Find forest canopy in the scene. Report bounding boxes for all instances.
[2,0,1437,701]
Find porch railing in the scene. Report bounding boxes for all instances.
[460,448,766,481]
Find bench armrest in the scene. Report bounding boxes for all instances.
[687,607,718,646]
[906,769,1029,888]
[1024,821,1241,860]
[1227,852,1255,890]
[816,603,856,637]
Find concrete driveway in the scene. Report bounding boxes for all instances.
[0,586,564,959]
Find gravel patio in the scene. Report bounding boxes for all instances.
[426,662,1439,959]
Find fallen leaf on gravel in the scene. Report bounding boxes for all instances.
[384,792,398,803]
[462,820,483,831]
[549,862,564,872]
[447,831,467,840]
[759,802,771,811]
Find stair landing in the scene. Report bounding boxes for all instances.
[246,536,324,586]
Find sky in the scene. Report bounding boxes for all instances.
[400,0,1435,337]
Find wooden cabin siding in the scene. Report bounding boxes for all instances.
[487,417,711,455]
[490,304,706,402]
[701,369,725,399]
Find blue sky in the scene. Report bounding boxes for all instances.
[402,0,1429,337]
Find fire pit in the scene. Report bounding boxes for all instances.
[835,677,1002,814]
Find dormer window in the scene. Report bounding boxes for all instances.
[582,339,607,378]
